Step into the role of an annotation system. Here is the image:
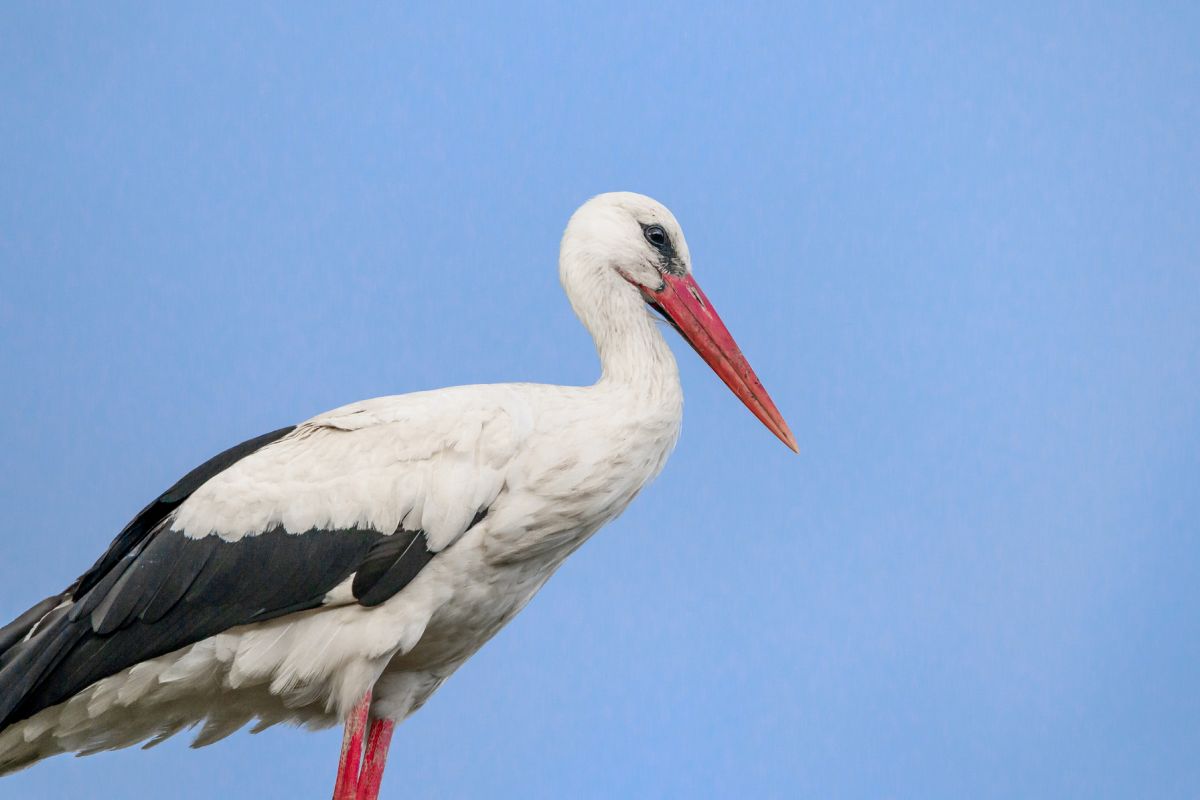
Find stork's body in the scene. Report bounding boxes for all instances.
[0,193,794,797]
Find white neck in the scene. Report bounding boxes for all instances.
[563,265,682,409]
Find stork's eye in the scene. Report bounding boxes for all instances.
[644,225,669,249]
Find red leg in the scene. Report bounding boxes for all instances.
[331,690,372,800]
[355,717,396,800]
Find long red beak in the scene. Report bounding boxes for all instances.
[644,272,798,452]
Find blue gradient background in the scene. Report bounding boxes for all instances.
[2,3,1198,798]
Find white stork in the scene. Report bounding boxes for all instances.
[0,192,796,798]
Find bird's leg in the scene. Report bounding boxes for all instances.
[332,690,372,800]
[355,717,396,800]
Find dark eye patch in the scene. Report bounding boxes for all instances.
[638,222,684,275]
[643,224,670,250]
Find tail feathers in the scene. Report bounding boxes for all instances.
[0,733,66,776]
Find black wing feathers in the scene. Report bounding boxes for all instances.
[351,509,486,607]
[0,595,63,659]
[14,527,389,723]
[352,530,435,607]
[0,424,482,731]
[71,426,297,600]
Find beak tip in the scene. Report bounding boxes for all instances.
[767,416,799,453]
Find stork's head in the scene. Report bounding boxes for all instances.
[561,192,797,452]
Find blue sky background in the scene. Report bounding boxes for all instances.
[2,3,1198,798]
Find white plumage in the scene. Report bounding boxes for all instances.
[0,192,793,797]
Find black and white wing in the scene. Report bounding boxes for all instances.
[0,389,522,733]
